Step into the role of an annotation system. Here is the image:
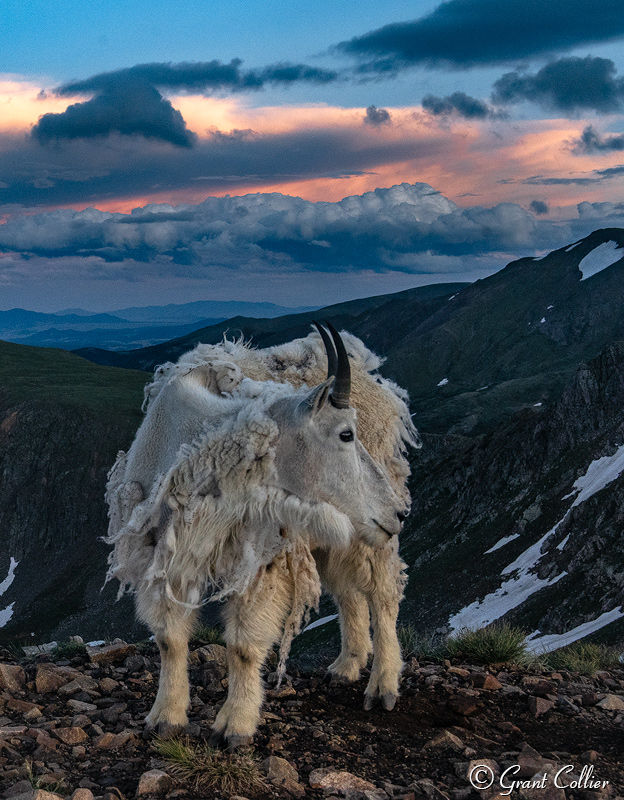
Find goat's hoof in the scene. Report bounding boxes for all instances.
[324,671,351,686]
[226,734,253,752]
[208,729,227,749]
[155,721,184,739]
[381,692,397,711]
[363,693,377,711]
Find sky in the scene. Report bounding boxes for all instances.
[1,0,624,311]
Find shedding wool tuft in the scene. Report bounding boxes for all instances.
[106,329,417,670]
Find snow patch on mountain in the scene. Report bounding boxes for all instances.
[567,444,624,507]
[437,378,449,387]
[448,444,624,633]
[484,533,520,554]
[302,614,338,633]
[579,241,623,281]
[448,528,567,631]
[0,557,18,597]
[0,557,18,629]
[525,606,623,653]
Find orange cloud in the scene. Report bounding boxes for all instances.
[0,76,70,133]
[5,79,623,214]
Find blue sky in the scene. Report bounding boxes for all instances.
[1,0,624,311]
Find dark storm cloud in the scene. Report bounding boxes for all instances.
[0,125,445,209]
[57,60,339,97]
[596,165,624,178]
[530,200,549,215]
[572,125,624,153]
[335,0,624,71]
[34,59,340,148]
[421,92,493,119]
[491,57,624,114]
[363,105,391,126]
[32,81,197,147]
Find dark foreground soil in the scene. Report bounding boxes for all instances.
[0,642,623,800]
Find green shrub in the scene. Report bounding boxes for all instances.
[444,623,528,665]
[52,640,87,660]
[543,641,622,675]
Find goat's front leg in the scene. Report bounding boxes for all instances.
[363,545,405,711]
[137,585,197,735]
[210,558,293,751]
[315,548,372,682]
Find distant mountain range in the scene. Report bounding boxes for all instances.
[1,228,624,652]
[0,300,317,350]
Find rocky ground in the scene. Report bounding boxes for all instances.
[0,640,623,800]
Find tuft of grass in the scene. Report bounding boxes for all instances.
[135,638,158,655]
[25,759,65,794]
[542,642,622,675]
[0,642,25,662]
[444,623,528,665]
[153,736,265,794]
[52,640,87,660]
[398,625,444,661]
[190,624,225,647]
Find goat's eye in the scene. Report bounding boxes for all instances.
[339,429,354,442]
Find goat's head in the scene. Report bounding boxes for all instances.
[269,322,408,548]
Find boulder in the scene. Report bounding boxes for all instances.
[309,768,384,797]
[86,640,136,664]
[0,664,25,692]
[137,769,173,795]
[596,694,624,711]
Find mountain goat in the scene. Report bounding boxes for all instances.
[105,323,419,749]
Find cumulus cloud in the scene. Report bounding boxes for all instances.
[530,200,549,215]
[0,182,582,274]
[335,0,624,71]
[33,81,197,147]
[492,57,624,114]
[3,181,624,308]
[363,105,392,126]
[578,200,624,218]
[571,125,624,153]
[422,92,495,119]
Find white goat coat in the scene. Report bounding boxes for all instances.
[105,331,417,664]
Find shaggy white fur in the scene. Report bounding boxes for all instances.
[105,328,418,746]
[106,375,352,666]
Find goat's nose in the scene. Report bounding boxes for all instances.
[397,511,406,524]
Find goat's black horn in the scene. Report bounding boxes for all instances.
[313,321,337,379]
[324,320,351,409]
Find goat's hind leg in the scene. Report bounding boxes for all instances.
[137,585,197,736]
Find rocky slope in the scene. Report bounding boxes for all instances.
[0,641,623,800]
[397,340,624,645]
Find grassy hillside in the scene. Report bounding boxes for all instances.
[0,339,148,417]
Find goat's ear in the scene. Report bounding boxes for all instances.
[299,377,334,416]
